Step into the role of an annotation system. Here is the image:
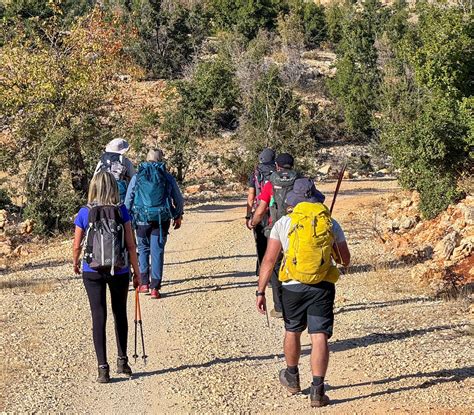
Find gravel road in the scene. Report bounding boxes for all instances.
[1,179,472,414]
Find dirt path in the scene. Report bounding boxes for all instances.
[1,179,472,414]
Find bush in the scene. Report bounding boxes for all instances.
[378,2,471,218]
[0,188,12,210]
[208,0,286,40]
[0,8,128,233]
[125,0,210,79]
[327,0,383,138]
[288,0,327,48]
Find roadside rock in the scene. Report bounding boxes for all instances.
[0,209,7,229]
[19,219,34,235]
[381,193,473,295]
[185,184,204,195]
[434,231,460,260]
[318,164,331,175]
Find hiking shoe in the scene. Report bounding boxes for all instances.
[310,382,330,407]
[150,289,160,299]
[97,364,110,383]
[279,369,301,394]
[270,309,283,318]
[117,357,132,377]
[139,284,149,294]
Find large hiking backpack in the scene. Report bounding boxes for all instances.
[265,170,298,235]
[96,152,128,202]
[253,164,274,226]
[279,202,339,284]
[83,205,128,275]
[131,162,172,225]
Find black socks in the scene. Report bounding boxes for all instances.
[287,365,299,375]
[312,376,324,386]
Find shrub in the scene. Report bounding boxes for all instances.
[288,0,327,48]
[327,0,383,138]
[0,8,129,233]
[208,0,285,40]
[125,0,210,79]
[378,2,472,218]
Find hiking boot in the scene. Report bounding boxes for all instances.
[310,382,330,407]
[97,364,110,383]
[270,309,283,318]
[139,284,149,294]
[279,369,301,394]
[150,289,160,299]
[117,357,132,377]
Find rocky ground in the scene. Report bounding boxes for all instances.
[1,179,473,414]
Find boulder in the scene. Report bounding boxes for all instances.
[0,210,7,229]
[19,219,34,234]
[434,231,460,260]
[400,216,417,230]
[0,238,12,256]
[318,164,332,175]
[376,168,390,175]
[343,170,352,180]
[185,184,203,195]
[400,199,412,209]
[451,237,473,262]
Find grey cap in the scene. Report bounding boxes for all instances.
[258,148,276,165]
[146,149,164,162]
[105,138,129,154]
[286,178,325,207]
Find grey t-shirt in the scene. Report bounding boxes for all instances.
[269,215,346,285]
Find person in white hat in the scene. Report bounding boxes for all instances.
[94,138,136,202]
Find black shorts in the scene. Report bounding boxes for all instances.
[281,281,335,337]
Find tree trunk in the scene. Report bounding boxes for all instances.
[68,140,89,198]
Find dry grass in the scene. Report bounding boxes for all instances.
[0,277,56,294]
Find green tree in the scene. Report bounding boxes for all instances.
[0,9,129,232]
[328,0,384,137]
[378,2,472,218]
[288,0,327,48]
[208,0,286,40]
[124,0,210,79]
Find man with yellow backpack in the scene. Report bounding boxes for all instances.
[255,178,350,408]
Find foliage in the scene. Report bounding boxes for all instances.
[0,8,130,233]
[208,0,286,40]
[288,0,327,48]
[178,53,240,131]
[238,63,313,159]
[0,188,12,210]
[124,0,210,79]
[327,0,383,138]
[378,2,472,218]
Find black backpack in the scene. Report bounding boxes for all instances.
[83,205,128,275]
[265,170,298,234]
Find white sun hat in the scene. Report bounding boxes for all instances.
[105,138,130,154]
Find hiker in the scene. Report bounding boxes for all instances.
[95,138,136,202]
[72,171,141,383]
[249,153,299,318]
[125,149,184,299]
[255,178,350,407]
[245,148,276,275]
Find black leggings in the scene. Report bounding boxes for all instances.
[83,271,129,366]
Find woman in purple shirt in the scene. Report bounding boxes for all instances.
[73,171,141,383]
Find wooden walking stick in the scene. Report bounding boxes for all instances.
[330,163,347,214]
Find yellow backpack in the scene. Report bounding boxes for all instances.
[279,202,339,284]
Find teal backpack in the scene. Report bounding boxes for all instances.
[131,162,172,226]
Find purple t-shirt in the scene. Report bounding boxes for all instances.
[74,205,131,274]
